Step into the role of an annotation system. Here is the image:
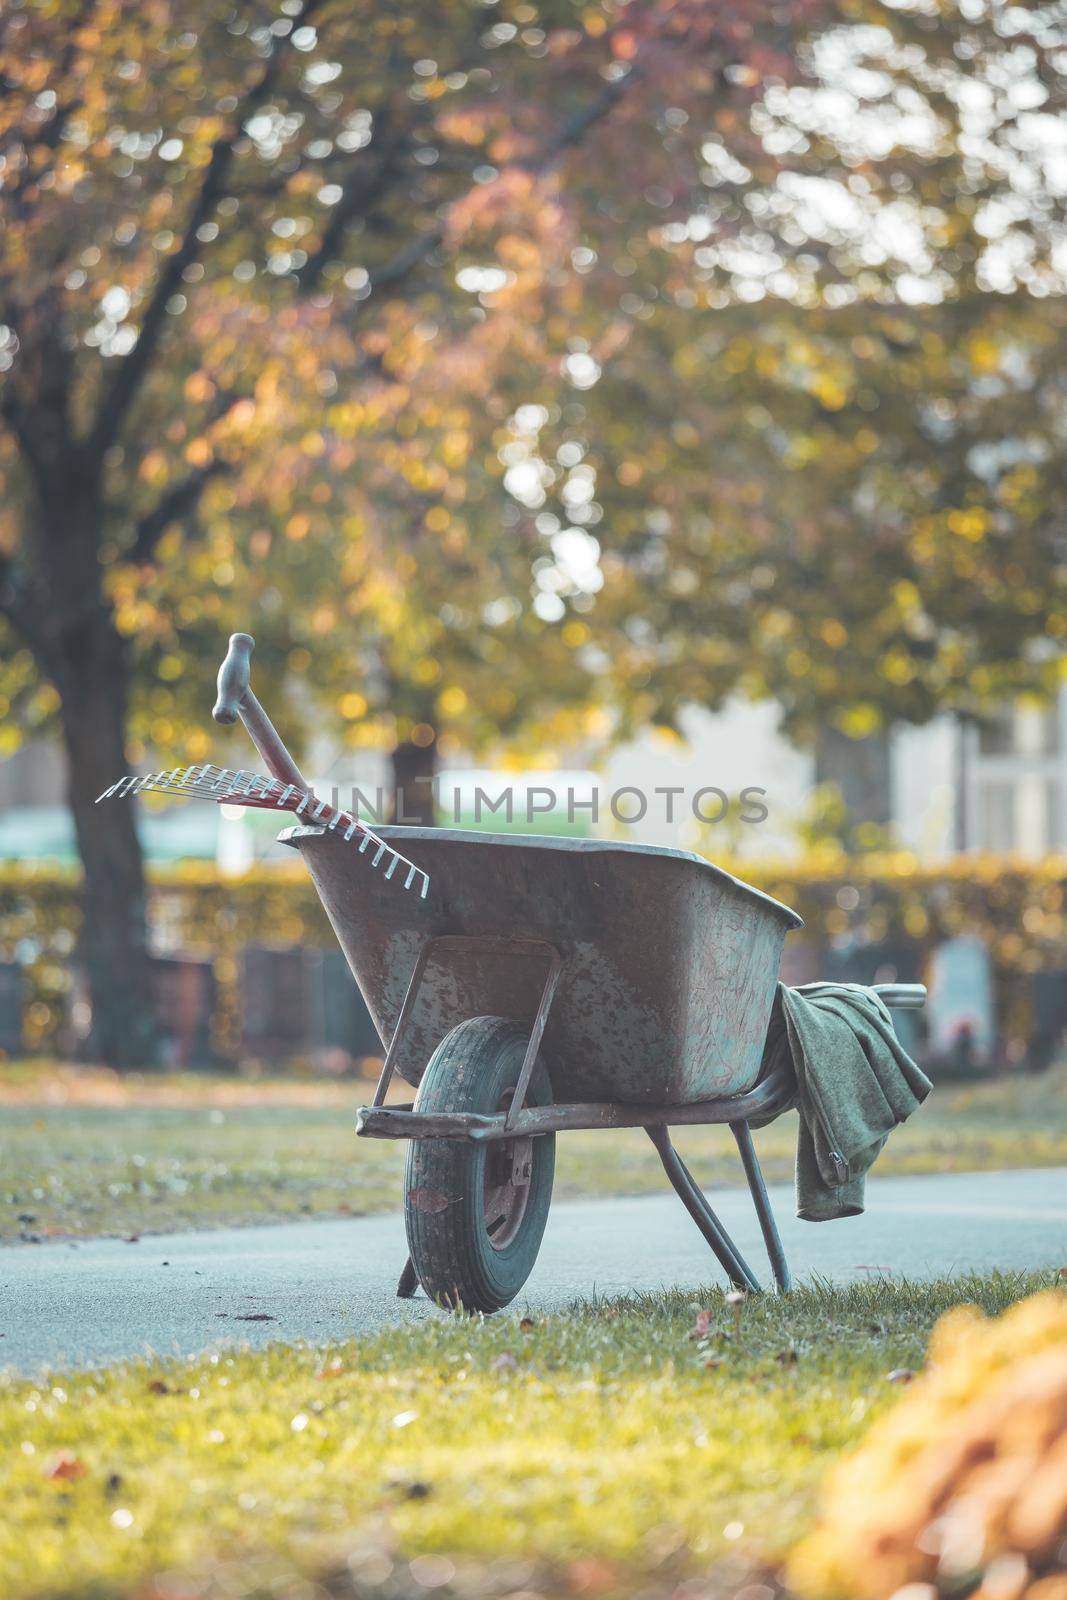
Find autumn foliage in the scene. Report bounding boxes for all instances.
[2,2,1067,1061]
[790,1290,1067,1600]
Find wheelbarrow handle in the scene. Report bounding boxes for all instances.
[212,632,307,791]
[871,983,926,1010]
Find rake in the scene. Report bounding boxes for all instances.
[96,634,430,899]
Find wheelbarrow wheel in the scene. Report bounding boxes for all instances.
[404,1015,555,1314]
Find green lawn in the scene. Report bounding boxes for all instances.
[3,1060,1066,1243]
[2,1272,1060,1600]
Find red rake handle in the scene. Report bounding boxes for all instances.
[212,632,307,791]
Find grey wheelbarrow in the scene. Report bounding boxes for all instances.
[100,633,926,1314]
[291,820,924,1312]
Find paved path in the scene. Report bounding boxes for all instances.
[2,1168,1064,1373]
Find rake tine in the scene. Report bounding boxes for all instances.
[98,760,429,896]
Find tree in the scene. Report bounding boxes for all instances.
[1,0,836,1061]
[5,0,1065,1067]
[495,4,1067,829]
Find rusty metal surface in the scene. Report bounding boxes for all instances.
[285,825,801,1107]
[354,1063,798,1140]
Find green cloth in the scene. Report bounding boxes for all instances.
[757,982,932,1222]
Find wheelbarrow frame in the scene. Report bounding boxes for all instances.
[355,924,925,1297]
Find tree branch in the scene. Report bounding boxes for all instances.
[123,386,247,563]
[127,459,230,566]
[86,2,322,459]
[0,293,79,492]
[295,105,408,292]
[362,73,634,305]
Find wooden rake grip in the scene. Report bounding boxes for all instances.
[212,632,307,791]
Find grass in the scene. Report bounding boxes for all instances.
[2,1059,1065,1244]
[3,1058,1067,1244]
[1,1271,1061,1600]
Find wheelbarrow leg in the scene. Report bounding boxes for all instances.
[396,1255,420,1299]
[731,1121,792,1293]
[644,1125,762,1294]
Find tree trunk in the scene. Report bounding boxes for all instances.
[390,733,438,826]
[814,725,892,845]
[55,618,157,1067]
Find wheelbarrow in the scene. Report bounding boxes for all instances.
[290,819,924,1311]
[101,634,926,1313]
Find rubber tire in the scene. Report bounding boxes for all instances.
[404,1016,555,1314]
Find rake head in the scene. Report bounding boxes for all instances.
[97,764,430,898]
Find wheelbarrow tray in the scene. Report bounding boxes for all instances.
[283,825,801,1107]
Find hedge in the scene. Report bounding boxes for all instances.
[1,850,1065,1061]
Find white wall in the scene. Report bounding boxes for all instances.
[890,716,958,859]
[592,699,815,857]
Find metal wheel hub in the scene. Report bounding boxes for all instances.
[482,1092,534,1250]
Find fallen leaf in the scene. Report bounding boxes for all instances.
[407,1186,450,1215]
[689,1309,714,1339]
[565,1556,619,1595]
[46,1451,86,1482]
[316,1357,345,1379]
[518,1317,536,1332]
[704,1356,724,1370]
[887,1367,916,1384]
[147,1380,170,1395]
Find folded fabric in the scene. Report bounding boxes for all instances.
[756,982,932,1222]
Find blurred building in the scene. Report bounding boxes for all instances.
[606,692,1067,860]
[2,689,1066,865]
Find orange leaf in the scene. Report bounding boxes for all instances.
[46,1451,86,1482]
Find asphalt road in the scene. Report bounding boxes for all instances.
[2,1168,1065,1374]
